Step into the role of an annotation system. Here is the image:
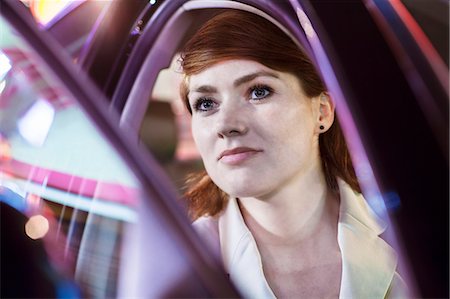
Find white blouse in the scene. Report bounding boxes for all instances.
[193,178,408,298]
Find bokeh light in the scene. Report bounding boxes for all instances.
[25,214,50,240]
[26,0,74,25]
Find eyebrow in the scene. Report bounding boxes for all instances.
[192,85,217,94]
[190,70,280,95]
[233,71,279,87]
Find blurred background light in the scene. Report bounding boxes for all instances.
[0,186,27,212]
[21,0,74,26]
[25,214,49,239]
[0,52,12,80]
[383,191,402,211]
[18,99,55,147]
[26,193,42,210]
[296,8,316,39]
[0,80,6,94]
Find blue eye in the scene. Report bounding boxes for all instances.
[193,97,217,112]
[250,85,272,100]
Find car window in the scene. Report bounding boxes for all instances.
[0,16,139,297]
[25,0,444,296]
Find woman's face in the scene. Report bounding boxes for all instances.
[187,59,322,198]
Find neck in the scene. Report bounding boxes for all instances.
[238,168,339,245]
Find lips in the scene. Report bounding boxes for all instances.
[218,147,263,165]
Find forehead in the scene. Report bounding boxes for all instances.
[188,59,278,87]
[187,59,305,97]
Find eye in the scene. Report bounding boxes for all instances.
[192,97,217,112]
[249,85,272,101]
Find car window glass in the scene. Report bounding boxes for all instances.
[0,17,139,297]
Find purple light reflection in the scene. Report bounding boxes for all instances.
[293,3,389,217]
[290,0,414,294]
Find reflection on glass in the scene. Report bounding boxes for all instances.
[18,99,55,146]
[0,51,12,78]
[0,17,139,298]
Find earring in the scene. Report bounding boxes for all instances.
[319,125,325,130]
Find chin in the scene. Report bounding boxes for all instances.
[217,181,270,199]
[208,168,272,198]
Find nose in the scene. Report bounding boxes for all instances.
[216,102,248,139]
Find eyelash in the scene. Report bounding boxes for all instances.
[192,97,216,112]
[191,84,274,113]
[248,84,273,101]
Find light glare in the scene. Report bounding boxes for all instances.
[0,53,12,79]
[0,80,6,94]
[18,99,55,147]
[25,214,49,240]
[28,0,73,25]
[296,9,316,38]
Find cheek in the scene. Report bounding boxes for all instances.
[263,106,308,137]
[265,107,316,155]
[191,119,213,158]
[191,121,203,149]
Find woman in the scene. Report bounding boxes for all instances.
[180,10,407,298]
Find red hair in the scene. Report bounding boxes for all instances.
[180,10,360,220]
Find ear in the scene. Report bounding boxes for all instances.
[315,92,335,134]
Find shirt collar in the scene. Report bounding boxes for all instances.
[336,179,398,298]
[218,197,276,298]
[218,178,398,298]
[337,178,387,235]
